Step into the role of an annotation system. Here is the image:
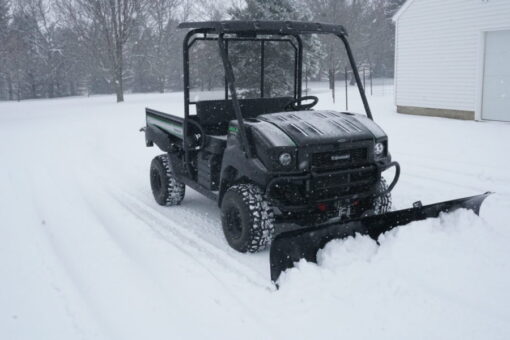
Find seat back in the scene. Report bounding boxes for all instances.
[195,97,293,135]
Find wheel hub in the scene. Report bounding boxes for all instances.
[151,169,162,192]
[225,207,243,240]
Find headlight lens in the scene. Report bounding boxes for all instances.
[279,152,292,166]
[374,142,385,156]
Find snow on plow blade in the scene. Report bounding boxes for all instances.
[270,192,492,284]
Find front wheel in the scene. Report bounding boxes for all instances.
[361,177,392,216]
[221,184,275,253]
[370,177,392,214]
[349,178,392,218]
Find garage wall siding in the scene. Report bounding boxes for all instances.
[394,0,510,114]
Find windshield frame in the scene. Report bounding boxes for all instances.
[187,35,301,103]
[182,28,372,159]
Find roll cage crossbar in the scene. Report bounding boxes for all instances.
[179,21,373,164]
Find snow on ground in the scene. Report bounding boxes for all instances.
[1,82,509,340]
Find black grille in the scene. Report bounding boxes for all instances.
[311,166,377,200]
[269,165,378,206]
[311,148,367,170]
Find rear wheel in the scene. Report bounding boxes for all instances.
[150,154,185,206]
[221,184,275,253]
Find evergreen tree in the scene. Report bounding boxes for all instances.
[229,0,300,21]
[228,0,319,98]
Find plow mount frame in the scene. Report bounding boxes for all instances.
[270,192,492,284]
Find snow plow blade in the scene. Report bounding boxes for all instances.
[270,192,491,283]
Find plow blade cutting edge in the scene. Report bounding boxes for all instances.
[270,192,492,284]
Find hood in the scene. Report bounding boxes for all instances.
[257,110,386,146]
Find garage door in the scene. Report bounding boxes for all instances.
[482,30,510,122]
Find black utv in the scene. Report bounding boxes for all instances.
[144,20,398,251]
[143,21,489,280]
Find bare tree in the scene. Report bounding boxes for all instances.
[308,0,346,100]
[19,0,65,98]
[145,0,180,93]
[59,0,144,102]
[0,0,9,99]
[308,0,379,101]
[0,0,405,102]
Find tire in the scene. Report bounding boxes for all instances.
[361,177,392,216]
[371,177,392,214]
[348,177,392,218]
[150,154,185,206]
[221,184,275,253]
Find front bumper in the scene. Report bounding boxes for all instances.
[265,161,400,212]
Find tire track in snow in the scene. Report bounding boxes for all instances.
[105,184,272,290]
[71,149,283,335]
[78,157,272,285]
[1,166,102,340]
[100,186,278,331]
[29,163,237,339]
[78,184,276,334]
[22,164,125,339]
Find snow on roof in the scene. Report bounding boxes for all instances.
[392,0,415,22]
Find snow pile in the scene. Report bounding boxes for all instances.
[1,83,509,339]
[276,207,510,339]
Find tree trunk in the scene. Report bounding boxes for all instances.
[48,80,54,98]
[159,76,165,93]
[7,74,13,100]
[16,69,21,101]
[350,74,356,86]
[115,74,124,102]
[115,46,124,102]
[328,68,334,90]
[29,73,37,99]
[329,68,335,103]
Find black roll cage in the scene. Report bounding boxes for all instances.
[180,21,373,162]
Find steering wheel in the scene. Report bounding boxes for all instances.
[185,119,206,151]
[284,96,319,111]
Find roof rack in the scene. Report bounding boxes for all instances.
[177,20,347,36]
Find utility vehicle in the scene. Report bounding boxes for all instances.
[143,21,490,283]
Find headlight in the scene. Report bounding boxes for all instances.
[374,142,385,156]
[279,152,292,166]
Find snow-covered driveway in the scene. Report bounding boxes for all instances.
[1,85,509,339]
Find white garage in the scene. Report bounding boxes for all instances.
[393,0,510,122]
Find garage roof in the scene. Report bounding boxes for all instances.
[392,0,415,22]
